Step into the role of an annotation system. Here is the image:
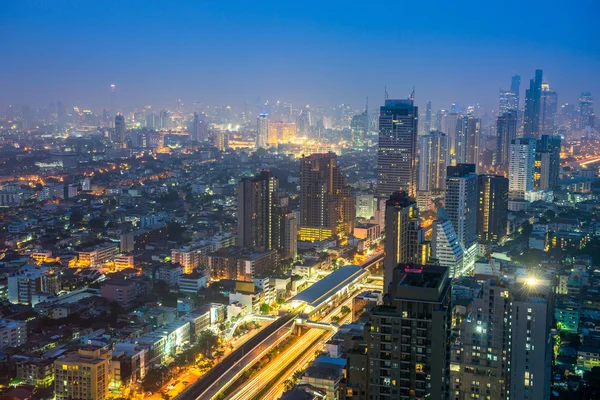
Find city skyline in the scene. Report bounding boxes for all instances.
[2,1,599,112]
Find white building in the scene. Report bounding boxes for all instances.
[0,319,27,349]
[418,131,449,192]
[431,208,465,277]
[8,265,60,305]
[509,138,536,200]
[355,194,378,220]
[178,273,207,294]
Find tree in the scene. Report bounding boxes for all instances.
[341,306,351,315]
[69,210,84,225]
[197,330,220,357]
[142,366,167,392]
[259,303,271,315]
[167,221,186,242]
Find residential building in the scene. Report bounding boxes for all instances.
[477,175,509,243]
[418,131,449,192]
[8,265,60,305]
[509,138,536,200]
[54,347,112,400]
[78,244,119,267]
[0,319,27,349]
[238,170,277,251]
[120,224,167,252]
[431,208,465,277]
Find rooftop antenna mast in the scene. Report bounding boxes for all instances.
[385,86,389,100]
[410,86,415,101]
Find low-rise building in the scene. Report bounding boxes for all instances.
[0,319,28,349]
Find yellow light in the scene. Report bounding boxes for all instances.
[526,278,538,286]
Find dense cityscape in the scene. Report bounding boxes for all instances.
[1,2,600,400]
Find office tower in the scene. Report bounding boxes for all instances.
[510,281,553,400]
[445,164,477,249]
[383,191,422,289]
[433,110,443,131]
[418,131,449,192]
[511,75,521,110]
[579,92,595,129]
[496,110,518,171]
[451,280,511,400]
[425,101,432,132]
[297,106,312,136]
[540,83,558,134]
[509,138,536,200]
[445,164,478,274]
[366,264,451,399]
[377,98,418,198]
[159,109,170,129]
[283,102,293,122]
[237,171,278,251]
[110,84,116,115]
[431,208,464,277]
[455,115,480,168]
[54,347,111,400]
[355,194,378,219]
[441,112,459,161]
[535,135,561,190]
[272,203,297,260]
[499,89,518,113]
[115,114,125,148]
[351,106,369,147]
[298,152,355,241]
[256,113,268,148]
[523,69,543,137]
[191,112,200,142]
[477,175,509,243]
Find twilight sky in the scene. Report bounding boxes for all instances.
[1,0,599,113]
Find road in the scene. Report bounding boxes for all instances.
[226,296,355,400]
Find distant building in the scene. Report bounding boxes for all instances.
[78,244,119,267]
[418,131,449,192]
[256,114,268,148]
[0,319,27,349]
[115,114,126,148]
[101,280,140,309]
[377,98,418,198]
[495,110,518,171]
[523,69,543,137]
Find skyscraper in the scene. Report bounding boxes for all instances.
[191,112,200,142]
[509,138,536,200]
[511,75,521,110]
[297,106,312,137]
[540,83,558,135]
[424,100,432,132]
[272,198,297,260]
[523,69,543,137]
[110,84,116,116]
[431,208,464,277]
[441,112,460,162]
[383,191,422,289]
[535,135,561,190]
[579,92,595,129]
[115,114,125,149]
[364,264,451,399]
[237,171,278,251]
[445,164,478,274]
[451,280,511,400]
[377,98,418,198]
[418,131,449,192]
[256,114,268,148]
[510,281,553,400]
[298,152,355,241]
[499,89,518,113]
[455,115,480,168]
[496,110,518,172]
[477,175,509,243]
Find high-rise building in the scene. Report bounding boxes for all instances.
[441,112,460,161]
[495,110,518,172]
[272,205,297,260]
[190,112,207,142]
[425,101,432,132]
[383,192,422,289]
[499,89,518,113]
[115,114,125,148]
[431,208,464,277]
[535,135,561,190]
[351,110,369,147]
[54,347,112,400]
[540,83,558,135]
[477,175,509,243]
[110,84,116,116]
[237,171,278,251]
[445,164,478,274]
[377,98,418,198]
[355,194,378,220]
[363,264,451,399]
[509,138,536,200]
[256,114,268,148]
[510,281,553,400]
[299,153,355,241]
[445,164,478,249]
[268,122,296,144]
[418,131,449,192]
[455,115,480,168]
[579,92,594,129]
[523,69,543,138]
[297,106,312,136]
[511,75,521,110]
[451,280,511,400]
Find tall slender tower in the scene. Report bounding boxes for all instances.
[477,174,509,243]
[509,138,536,199]
[237,171,278,251]
[523,69,543,137]
[579,92,595,129]
[115,114,125,149]
[383,191,422,289]
[377,98,418,198]
[418,131,449,192]
[455,115,480,168]
[425,101,432,132]
[110,84,116,116]
[540,83,558,135]
[256,114,268,148]
[511,75,521,110]
[495,110,518,172]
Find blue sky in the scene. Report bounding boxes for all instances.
[1,0,598,112]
